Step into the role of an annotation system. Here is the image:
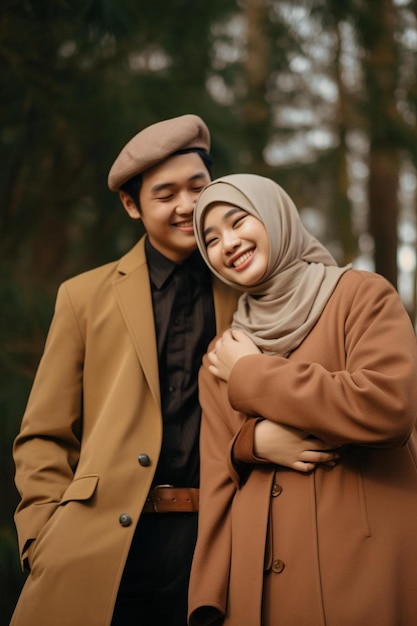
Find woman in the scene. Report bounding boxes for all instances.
[188,174,417,626]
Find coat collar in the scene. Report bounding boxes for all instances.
[115,235,148,276]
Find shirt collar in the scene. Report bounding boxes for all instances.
[145,236,211,289]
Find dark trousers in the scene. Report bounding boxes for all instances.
[111,512,198,626]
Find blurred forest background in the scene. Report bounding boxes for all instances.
[1,0,417,622]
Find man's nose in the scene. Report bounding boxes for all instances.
[176,191,195,213]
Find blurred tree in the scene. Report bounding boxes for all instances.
[240,0,273,175]
[353,0,401,288]
[321,0,359,263]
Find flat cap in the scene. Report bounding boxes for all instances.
[108,114,210,191]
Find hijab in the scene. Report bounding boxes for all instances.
[193,173,351,356]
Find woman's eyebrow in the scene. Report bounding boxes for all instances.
[203,207,243,237]
[203,225,215,237]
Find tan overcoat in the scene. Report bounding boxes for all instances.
[11,235,238,626]
[189,270,417,626]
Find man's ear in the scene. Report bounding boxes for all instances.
[119,191,141,220]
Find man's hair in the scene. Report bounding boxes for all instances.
[120,148,213,209]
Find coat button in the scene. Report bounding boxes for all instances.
[119,513,132,527]
[138,453,151,467]
[271,483,283,497]
[272,559,285,574]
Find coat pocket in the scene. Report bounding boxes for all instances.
[28,475,100,575]
[60,474,100,504]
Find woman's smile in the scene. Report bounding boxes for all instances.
[230,249,255,270]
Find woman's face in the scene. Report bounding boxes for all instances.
[203,202,269,286]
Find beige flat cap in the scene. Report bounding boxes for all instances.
[108,114,210,191]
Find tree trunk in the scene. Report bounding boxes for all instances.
[368,147,399,286]
[361,0,399,286]
[241,0,272,175]
[334,19,357,264]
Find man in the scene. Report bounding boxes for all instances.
[11,114,238,626]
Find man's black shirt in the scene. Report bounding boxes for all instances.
[145,238,216,488]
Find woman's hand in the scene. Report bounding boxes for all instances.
[207,329,260,382]
[254,420,340,473]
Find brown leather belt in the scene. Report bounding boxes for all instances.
[142,485,199,513]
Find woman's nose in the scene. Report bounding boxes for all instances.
[223,230,241,252]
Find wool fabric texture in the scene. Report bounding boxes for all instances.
[108,114,210,191]
[193,173,351,356]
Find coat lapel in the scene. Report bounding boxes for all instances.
[112,237,239,408]
[113,237,161,407]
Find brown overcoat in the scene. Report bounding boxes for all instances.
[189,270,417,626]
[11,235,238,626]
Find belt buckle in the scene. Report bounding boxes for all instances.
[148,484,174,513]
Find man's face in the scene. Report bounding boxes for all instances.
[120,152,211,263]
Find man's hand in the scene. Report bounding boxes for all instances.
[254,420,340,472]
[207,329,261,382]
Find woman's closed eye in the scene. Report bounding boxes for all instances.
[205,235,219,248]
[232,214,247,229]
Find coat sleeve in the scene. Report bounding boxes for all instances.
[188,352,246,626]
[228,273,417,448]
[13,283,84,569]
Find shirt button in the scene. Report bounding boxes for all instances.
[271,483,283,497]
[272,559,285,574]
[119,513,132,527]
[138,453,151,467]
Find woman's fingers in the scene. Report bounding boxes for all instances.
[299,449,340,465]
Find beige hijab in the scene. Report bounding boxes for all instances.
[194,173,351,356]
